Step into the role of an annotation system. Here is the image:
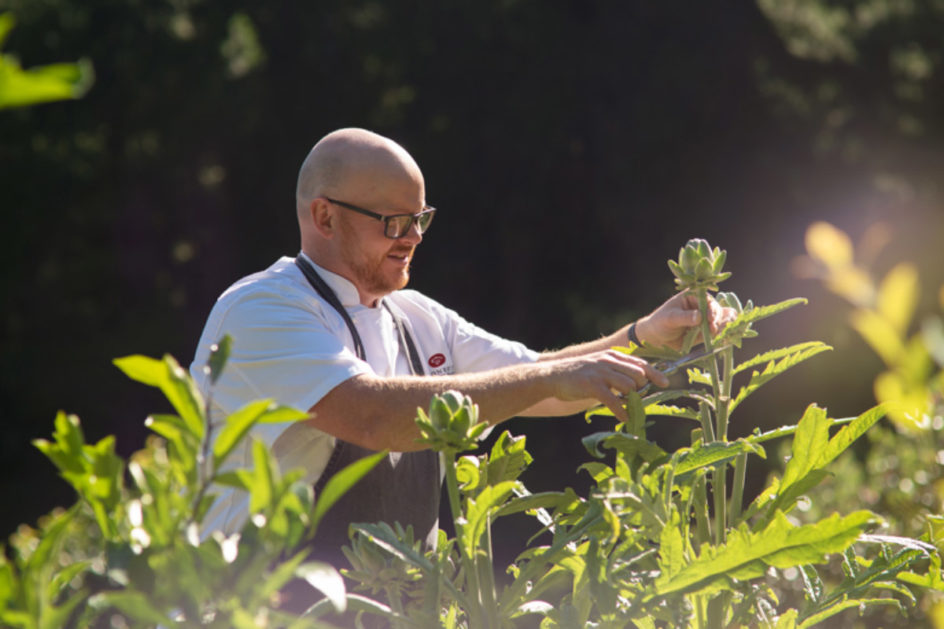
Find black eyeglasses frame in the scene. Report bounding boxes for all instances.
[325,197,437,239]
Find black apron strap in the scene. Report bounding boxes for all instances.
[381,300,426,376]
[294,255,366,361]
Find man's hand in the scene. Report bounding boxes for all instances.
[541,349,670,421]
[635,291,736,350]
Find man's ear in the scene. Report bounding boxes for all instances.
[310,197,335,238]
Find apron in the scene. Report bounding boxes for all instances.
[293,255,441,568]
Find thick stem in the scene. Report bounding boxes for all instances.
[696,289,729,545]
[478,520,499,627]
[444,451,484,626]
[695,290,723,415]
[693,473,711,551]
[698,403,716,444]
[730,453,748,524]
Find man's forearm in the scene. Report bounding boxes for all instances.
[307,362,559,452]
[538,324,633,361]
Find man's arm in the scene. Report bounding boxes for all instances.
[307,348,667,452]
[522,291,734,416]
[306,290,735,452]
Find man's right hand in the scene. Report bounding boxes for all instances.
[530,350,669,421]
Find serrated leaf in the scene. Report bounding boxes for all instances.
[494,491,568,519]
[686,368,712,386]
[674,439,765,476]
[818,404,885,467]
[486,431,533,485]
[582,432,666,462]
[798,598,901,629]
[716,298,808,345]
[655,511,872,597]
[733,342,832,376]
[731,344,831,412]
[643,403,699,420]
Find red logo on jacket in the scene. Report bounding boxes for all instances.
[428,353,446,368]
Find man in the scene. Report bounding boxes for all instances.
[190,127,729,568]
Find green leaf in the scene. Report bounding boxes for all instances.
[485,431,533,485]
[311,450,386,531]
[798,598,901,629]
[719,297,808,336]
[643,403,699,420]
[463,481,519,551]
[877,263,919,336]
[731,344,831,412]
[0,43,93,110]
[207,334,233,385]
[658,510,685,579]
[686,367,712,386]
[213,399,306,468]
[92,591,173,625]
[819,404,885,466]
[248,439,276,514]
[494,491,569,519]
[654,511,873,597]
[733,342,832,376]
[673,439,765,476]
[851,308,905,365]
[582,432,667,462]
[113,354,206,440]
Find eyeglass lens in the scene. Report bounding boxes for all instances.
[387,210,435,238]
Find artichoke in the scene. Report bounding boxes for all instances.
[667,238,732,292]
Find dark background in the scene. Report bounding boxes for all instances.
[3,0,943,550]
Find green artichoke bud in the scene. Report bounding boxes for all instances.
[669,238,732,292]
[415,390,488,452]
[342,523,422,595]
[713,291,757,348]
[680,244,700,273]
[716,291,743,312]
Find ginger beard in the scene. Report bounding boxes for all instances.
[336,216,415,299]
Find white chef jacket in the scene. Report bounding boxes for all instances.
[190,254,539,533]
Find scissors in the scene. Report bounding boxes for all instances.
[634,345,725,396]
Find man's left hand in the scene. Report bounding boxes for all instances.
[635,291,736,351]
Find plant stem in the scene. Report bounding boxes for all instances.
[693,473,711,551]
[696,288,729,546]
[730,453,747,524]
[443,450,484,627]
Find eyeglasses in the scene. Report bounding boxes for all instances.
[326,197,437,239]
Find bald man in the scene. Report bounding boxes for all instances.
[190,128,728,570]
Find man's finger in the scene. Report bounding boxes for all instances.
[599,387,629,421]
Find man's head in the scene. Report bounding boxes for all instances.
[296,128,429,306]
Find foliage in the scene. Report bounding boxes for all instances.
[335,239,942,627]
[790,221,944,626]
[0,12,92,109]
[0,338,383,628]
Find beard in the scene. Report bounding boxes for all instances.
[337,224,413,298]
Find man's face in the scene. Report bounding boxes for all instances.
[333,171,426,305]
